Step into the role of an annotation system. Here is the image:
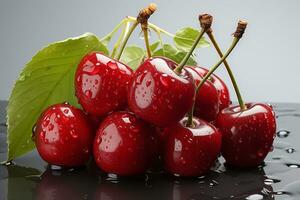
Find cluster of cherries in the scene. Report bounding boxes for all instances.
[33,5,276,177]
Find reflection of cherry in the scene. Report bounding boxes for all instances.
[168,167,274,199]
[35,167,98,200]
[94,174,174,200]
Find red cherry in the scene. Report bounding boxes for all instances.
[127,57,195,127]
[34,103,94,167]
[163,117,222,177]
[185,66,220,122]
[216,103,276,167]
[75,52,133,117]
[93,111,158,175]
[195,67,230,110]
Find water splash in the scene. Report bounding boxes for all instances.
[277,130,290,138]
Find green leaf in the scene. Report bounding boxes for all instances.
[150,41,160,53]
[6,33,108,161]
[120,45,145,71]
[153,44,197,66]
[173,27,210,52]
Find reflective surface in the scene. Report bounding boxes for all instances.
[1,101,300,199]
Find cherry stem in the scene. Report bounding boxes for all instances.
[174,29,206,73]
[111,22,130,58]
[174,14,213,74]
[115,21,139,60]
[143,27,152,58]
[137,3,157,58]
[186,37,241,127]
[207,32,246,110]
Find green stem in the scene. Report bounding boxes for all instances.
[111,22,129,58]
[174,29,205,73]
[186,37,241,127]
[143,27,152,58]
[100,18,128,44]
[115,21,139,60]
[207,32,246,110]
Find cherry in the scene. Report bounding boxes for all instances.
[93,111,158,175]
[163,117,221,177]
[34,103,94,167]
[203,20,276,167]
[185,66,220,122]
[75,52,133,117]
[216,103,276,167]
[127,14,215,127]
[127,57,195,127]
[74,4,157,118]
[193,66,230,111]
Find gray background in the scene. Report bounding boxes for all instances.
[0,0,299,103]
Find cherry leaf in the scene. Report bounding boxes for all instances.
[174,27,210,52]
[6,33,108,161]
[153,44,197,65]
[120,46,146,71]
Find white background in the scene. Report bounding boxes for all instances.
[0,0,298,102]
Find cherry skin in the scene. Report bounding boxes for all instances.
[127,57,195,127]
[185,66,220,122]
[93,111,158,176]
[163,117,222,177]
[34,103,94,167]
[75,52,133,117]
[216,103,276,168]
[195,67,230,111]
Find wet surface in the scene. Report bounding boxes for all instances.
[1,101,300,199]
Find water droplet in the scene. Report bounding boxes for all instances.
[107,61,118,70]
[48,123,54,131]
[208,180,219,187]
[245,194,263,200]
[146,80,151,87]
[63,101,70,105]
[83,148,89,154]
[267,103,273,108]
[43,119,49,127]
[286,147,296,154]
[106,173,119,182]
[257,149,265,157]
[70,130,78,139]
[63,109,69,114]
[50,164,63,170]
[287,164,300,168]
[264,176,281,185]
[277,130,290,138]
[4,161,15,166]
[85,90,92,98]
[160,75,169,87]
